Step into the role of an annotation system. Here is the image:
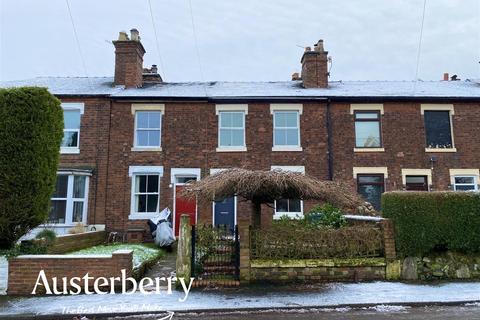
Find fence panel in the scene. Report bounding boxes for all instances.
[250,225,384,260]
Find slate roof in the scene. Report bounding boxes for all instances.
[1,77,480,99]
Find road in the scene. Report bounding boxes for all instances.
[101,304,480,320]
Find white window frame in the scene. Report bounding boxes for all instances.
[421,104,456,152]
[128,166,164,219]
[453,176,478,192]
[271,166,305,219]
[270,104,303,151]
[60,103,84,154]
[215,105,248,152]
[131,104,164,151]
[49,172,89,226]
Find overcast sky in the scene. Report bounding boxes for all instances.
[1,0,479,82]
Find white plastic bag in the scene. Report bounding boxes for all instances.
[150,208,175,247]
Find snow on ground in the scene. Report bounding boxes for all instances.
[66,244,163,268]
[0,282,479,317]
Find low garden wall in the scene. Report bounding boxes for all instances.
[250,258,386,282]
[7,249,132,295]
[245,219,396,282]
[34,230,106,254]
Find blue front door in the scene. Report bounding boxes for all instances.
[214,197,235,231]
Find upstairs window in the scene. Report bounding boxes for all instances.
[219,111,245,148]
[273,111,300,147]
[49,174,89,224]
[134,111,162,148]
[354,111,381,148]
[60,103,83,154]
[424,111,453,149]
[454,176,478,192]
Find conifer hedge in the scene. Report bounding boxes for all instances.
[382,191,480,256]
[0,87,63,249]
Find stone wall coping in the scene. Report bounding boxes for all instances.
[15,249,133,260]
[14,254,114,259]
[53,230,105,239]
[251,258,386,268]
[112,249,134,255]
[343,215,384,222]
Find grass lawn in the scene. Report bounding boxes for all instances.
[67,243,164,268]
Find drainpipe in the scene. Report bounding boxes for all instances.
[326,98,333,181]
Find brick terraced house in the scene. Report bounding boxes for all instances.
[2,29,480,241]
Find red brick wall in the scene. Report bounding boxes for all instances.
[56,96,480,237]
[58,97,111,227]
[7,250,133,295]
[104,101,330,235]
[330,102,480,192]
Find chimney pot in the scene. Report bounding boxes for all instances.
[305,46,311,52]
[151,64,158,73]
[130,28,140,41]
[291,72,301,81]
[118,31,129,41]
[443,73,449,81]
[314,39,324,52]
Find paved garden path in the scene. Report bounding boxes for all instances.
[143,247,177,280]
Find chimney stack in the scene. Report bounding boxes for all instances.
[443,73,449,81]
[113,29,146,88]
[301,40,329,88]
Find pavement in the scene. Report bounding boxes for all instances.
[102,304,480,320]
[1,281,480,319]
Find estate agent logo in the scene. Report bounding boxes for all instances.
[32,269,194,302]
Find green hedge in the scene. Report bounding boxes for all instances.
[0,87,63,249]
[382,191,480,256]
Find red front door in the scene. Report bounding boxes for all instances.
[175,185,196,236]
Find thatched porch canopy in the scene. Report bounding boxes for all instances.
[181,168,363,212]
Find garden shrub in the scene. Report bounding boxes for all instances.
[305,203,347,229]
[0,87,63,249]
[382,191,480,257]
[35,229,57,247]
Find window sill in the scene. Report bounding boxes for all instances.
[273,212,304,219]
[272,146,303,152]
[354,148,385,153]
[425,148,457,153]
[131,147,162,152]
[128,213,158,220]
[60,148,80,154]
[216,147,247,152]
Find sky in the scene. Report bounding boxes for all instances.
[1,0,480,82]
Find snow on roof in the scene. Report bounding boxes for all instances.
[1,77,480,99]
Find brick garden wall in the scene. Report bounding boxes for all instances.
[34,230,106,254]
[250,258,386,282]
[7,250,132,295]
